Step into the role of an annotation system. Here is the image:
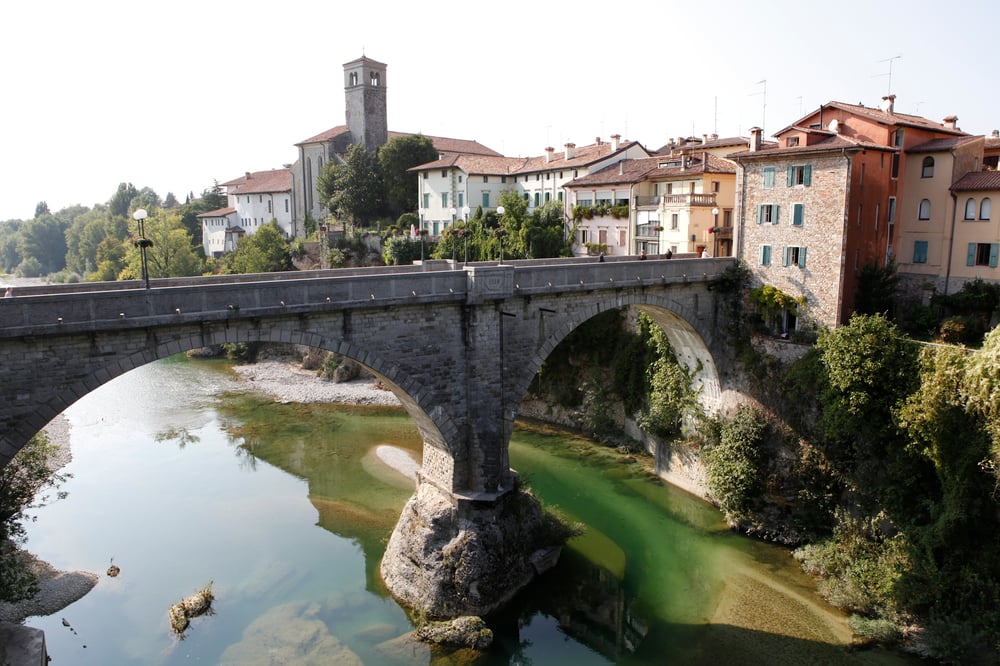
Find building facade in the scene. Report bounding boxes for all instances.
[199,168,293,257]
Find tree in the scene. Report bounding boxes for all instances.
[118,211,203,280]
[164,192,179,208]
[854,261,898,318]
[524,200,572,258]
[17,214,69,275]
[378,134,438,216]
[108,183,140,220]
[318,144,384,229]
[34,201,50,218]
[228,221,293,274]
[0,432,69,603]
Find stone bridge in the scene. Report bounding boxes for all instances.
[0,256,738,617]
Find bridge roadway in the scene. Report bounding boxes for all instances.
[0,255,736,616]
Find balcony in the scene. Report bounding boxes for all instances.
[634,195,661,208]
[636,224,662,238]
[663,193,717,207]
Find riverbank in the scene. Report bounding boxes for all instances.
[230,360,401,406]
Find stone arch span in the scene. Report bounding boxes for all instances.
[501,289,724,444]
[2,317,465,492]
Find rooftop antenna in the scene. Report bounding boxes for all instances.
[751,79,767,133]
[713,96,718,136]
[796,96,803,117]
[875,55,902,96]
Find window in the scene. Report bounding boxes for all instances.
[536,174,540,181]
[763,167,775,189]
[671,213,679,230]
[441,170,448,178]
[483,176,489,183]
[441,192,448,208]
[458,193,464,207]
[760,244,772,266]
[921,156,935,178]
[580,230,588,244]
[598,229,607,244]
[891,153,900,179]
[534,192,540,207]
[756,204,779,224]
[787,164,812,186]
[965,198,977,220]
[268,200,272,214]
[423,172,428,179]
[783,246,807,268]
[546,173,550,180]
[913,240,928,264]
[786,137,799,147]
[618,230,626,246]
[501,176,507,184]
[967,243,1000,267]
[545,192,551,202]
[711,181,720,192]
[888,197,896,225]
[558,192,563,202]
[285,199,289,213]
[918,199,931,220]
[422,193,429,209]
[482,192,490,208]
[792,203,804,226]
[892,128,904,147]
[458,175,463,183]
[982,198,992,220]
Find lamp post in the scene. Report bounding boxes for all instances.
[495,205,506,264]
[449,206,457,226]
[462,205,470,223]
[133,208,153,289]
[711,207,720,257]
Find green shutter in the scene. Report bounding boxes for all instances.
[773,205,780,225]
[763,167,774,188]
[803,164,812,186]
[782,247,790,266]
[756,205,763,224]
[799,247,807,268]
[761,245,771,266]
[793,203,804,226]
[787,166,794,186]
[967,243,976,266]
[991,243,999,268]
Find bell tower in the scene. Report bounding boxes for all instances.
[344,56,388,152]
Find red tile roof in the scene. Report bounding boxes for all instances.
[906,135,982,153]
[517,140,642,173]
[985,137,1000,151]
[221,169,292,194]
[565,153,735,187]
[653,135,753,153]
[952,171,1000,192]
[197,207,237,218]
[295,127,501,157]
[777,101,968,136]
[409,139,646,176]
[727,133,884,159]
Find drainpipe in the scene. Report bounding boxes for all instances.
[841,148,853,324]
[945,190,958,295]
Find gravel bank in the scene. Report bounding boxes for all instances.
[231,361,401,406]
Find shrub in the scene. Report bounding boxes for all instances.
[704,404,766,521]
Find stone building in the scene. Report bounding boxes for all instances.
[730,97,968,330]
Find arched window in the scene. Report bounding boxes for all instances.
[965,198,977,220]
[918,199,931,220]
[981,198,992,221]
[921,156,935,178]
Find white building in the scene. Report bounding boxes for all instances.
[199,169,292,257]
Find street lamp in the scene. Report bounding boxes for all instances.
[496,205,506,264]
[711,207,720,257]
[133,208,153,289]
[450,207,457,226]
[462,205,470,223]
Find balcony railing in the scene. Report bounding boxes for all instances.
[635,195,661,207]
[663,193,717,207]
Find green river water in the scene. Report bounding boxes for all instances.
[21,356,917,664]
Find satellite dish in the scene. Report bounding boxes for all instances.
[828,119,840,133]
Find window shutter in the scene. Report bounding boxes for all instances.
[763,168,774,188]
[793,203,804,226]
[991,243,999,268]
[756,205,763,224]
[787,166,794,187]
[799,247,807,268]
[803,164,812,186]
[967,243,976,266]
[773,205,780,225]
[782,247,790,266]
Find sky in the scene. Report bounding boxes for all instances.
[2,0,998,221]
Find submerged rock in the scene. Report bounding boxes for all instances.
[415,615,493,649]
[168,582,214,637]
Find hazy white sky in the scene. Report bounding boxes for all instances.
[2,0,997,221]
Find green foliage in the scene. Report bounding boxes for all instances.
[0,431,70,603]
[383,235,428,265]
[319,144,385,228]
[704,404,767,521]
[228,221,293,274]
[854,261,898,317]
[377,134,438,216]
[118,211,203,280]
[638,319,702,438]
[749,284,804,329]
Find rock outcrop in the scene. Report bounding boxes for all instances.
[380,480,568,619]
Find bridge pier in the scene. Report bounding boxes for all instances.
[379,471,563,620]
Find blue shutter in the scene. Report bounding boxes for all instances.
[787,166,794,186]
[799,247,807,268]
[793,203,804,226]
[803,164,812,186]
[761,245,771,266]
[756,205,763,224]
[991,243,999,268]
[763,168,774,188]
[967,243,976,266]
[782,247,790,266]
[773,205,780,225]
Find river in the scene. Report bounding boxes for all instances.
[20,355,917,664]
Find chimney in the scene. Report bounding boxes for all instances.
[702,134,708,144]
[943,115,959,130]
[619,160,624,175]
[711,133,719,140]
[245,171,252,179]
[611,134,621,150]
[595,137,603,146]
[545,146,555,163]
[749,127,763,152]
[880,94,896,114]
[565,142,576,159]
[992,130,999,139]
